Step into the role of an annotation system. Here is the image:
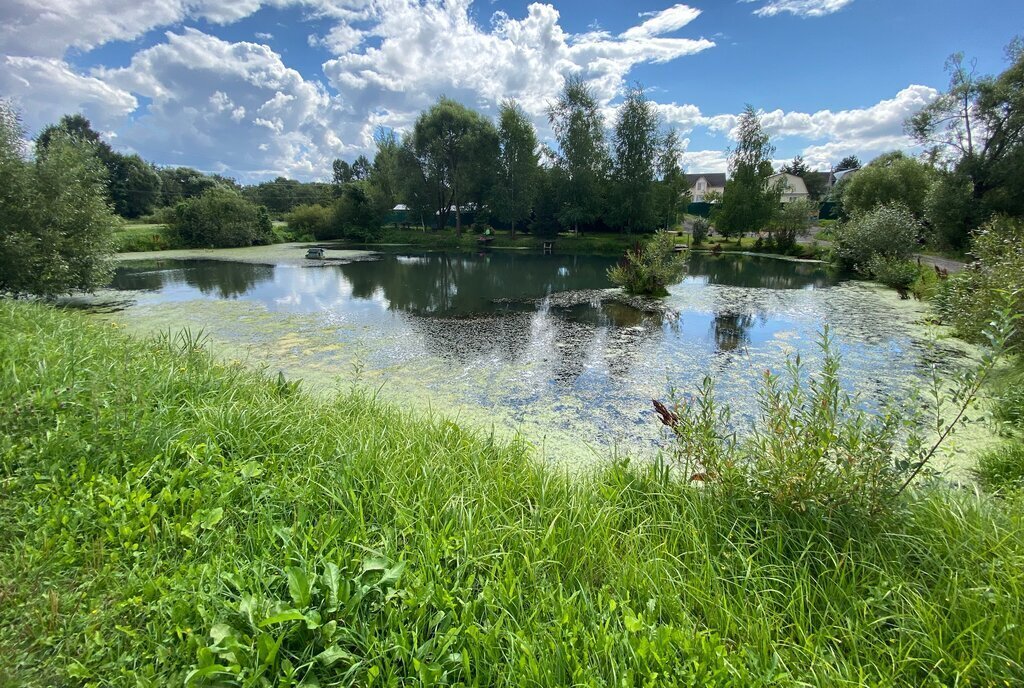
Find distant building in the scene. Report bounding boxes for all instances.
[830,167,860,187]
[685,173,726,202]
[767,172,810,203]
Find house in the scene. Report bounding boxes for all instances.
[685,173,726,203]
[767,172,810,203]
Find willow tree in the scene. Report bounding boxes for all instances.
[1,102,116,297]
[413,98,498,234]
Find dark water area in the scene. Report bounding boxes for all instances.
[104,249,947,463]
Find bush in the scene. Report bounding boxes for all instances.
[0,102,116,297]
[326,181,384,241]
[136,206,177,225]
[607,231,687,296]
[286,204,333,238]
[867,255,919,294]
[935,215,1024,347]
[833,203,920,274]
[656,325,1011,519]
[172,188,274,248]
[691,217,709,246]
[768,199,816,249]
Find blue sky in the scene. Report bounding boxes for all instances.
[1,0,1020,182]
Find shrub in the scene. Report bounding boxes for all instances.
[286,204,332,238]
[607,231,687,296]
[691,217,709,246]
[172,188,274,248]
[833,203,920,274]
[327,181,384,241]
[768,199,816,249]
[867,255,919,294]
[656,324,1012,519]
[0,102,117,297]
[935,216,1024,347]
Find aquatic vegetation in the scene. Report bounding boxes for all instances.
[607,232,687,296]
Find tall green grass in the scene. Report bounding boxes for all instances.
[2,301,1023,686]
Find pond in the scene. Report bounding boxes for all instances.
[100,248,969,466]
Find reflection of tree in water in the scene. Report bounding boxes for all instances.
[337,252,616,317]
[183,263,273,298]
[110,260,274,299]
[689,253,840,290]
[712,311,756,353]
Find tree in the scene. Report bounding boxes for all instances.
[609,84,660,234]
[654,129,690,230]
[368,128,401,218]
[715,106,780,238]
[548,76,609,234]
[172,188,273,248]
[839,151,937,219]
[332,159,353,185]
[108,154,161,217]
[1,102,116,297]
[331,181,384,240]
[607,231,687,296]
[157,166,219,205]
[835,155,861,172]
[907,40,1024,247]
[833,203,921,273]
[413,97,498,234]
[395,133,434,230]
[494,100,540,237]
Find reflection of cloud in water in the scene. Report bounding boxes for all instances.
[98,251,970,467]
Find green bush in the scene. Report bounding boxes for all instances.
[286,204,332,238]
[0,102,117,297]
[867,255,919,293]
[768,199,816,249]
[136,206,177,225]
[833,203,921,274]
[691,217,709,246]
[172,188,274,248]
[326,181,384,241]
[607,231,687,296]
[658,325,1010,519]
[935,216,1024,347]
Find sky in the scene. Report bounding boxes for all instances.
[1,0,1020,183]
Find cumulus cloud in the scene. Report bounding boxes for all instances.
[94,28,339,178]
[660,85,938,171]
[742,0,855,18]
[0,55,138,133]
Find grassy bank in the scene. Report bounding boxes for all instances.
[112,223,177,252]
[2,301,1023,686]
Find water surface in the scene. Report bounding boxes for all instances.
[103,249,962,465]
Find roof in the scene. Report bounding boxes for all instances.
[684,173,726,188]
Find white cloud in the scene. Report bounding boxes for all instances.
[742,0,856,18]
[94,28,339,178]
[661,85,938,171]
[0,55,137,133]
[622,4,702,39]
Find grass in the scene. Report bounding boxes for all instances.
[2,301,1024,686]
[112,223,178,252]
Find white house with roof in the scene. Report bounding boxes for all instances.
[767,172,810,203]
[685,173,726,203]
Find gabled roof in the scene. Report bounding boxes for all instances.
[684,173,726,188]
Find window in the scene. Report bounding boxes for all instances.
[696,179,706,191]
